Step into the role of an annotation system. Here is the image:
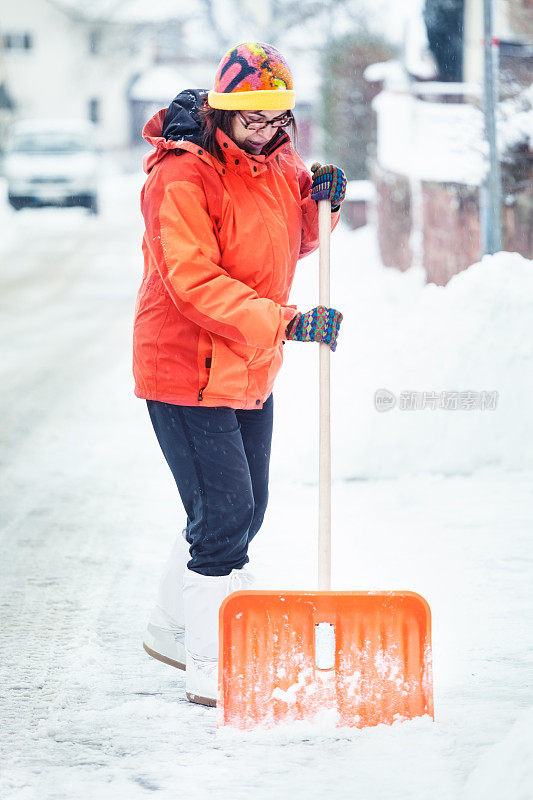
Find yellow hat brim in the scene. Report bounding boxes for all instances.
[207,89,295,111]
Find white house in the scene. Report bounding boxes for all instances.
[0,0,182,149]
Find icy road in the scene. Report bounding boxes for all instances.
[0,170,532,800]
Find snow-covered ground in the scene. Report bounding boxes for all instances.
[0,167,532,799]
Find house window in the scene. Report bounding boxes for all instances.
[88,98,100,124]
[154,23,181,63]
[2,32,33,51]
[89,30,100,55]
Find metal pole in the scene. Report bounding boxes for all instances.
[481,0,502,255]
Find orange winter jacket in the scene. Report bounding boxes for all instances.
[133,106,339,410]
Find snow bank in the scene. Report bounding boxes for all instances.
[463,708,533,800]
[499,84,533,152]
[273,225,533,482]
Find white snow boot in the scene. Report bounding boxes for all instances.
[183,567,254,707]
[143,529,190,671]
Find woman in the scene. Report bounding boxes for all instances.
[134,42,346,706]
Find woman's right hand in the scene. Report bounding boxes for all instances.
[285,306,343,351]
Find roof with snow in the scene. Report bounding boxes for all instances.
[130,63,216,103]
[345,180,375,203]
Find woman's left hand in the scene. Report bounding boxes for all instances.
[285,306,343,352]
[310,163,347,210]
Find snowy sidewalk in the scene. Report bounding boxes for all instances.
[1,174,532,799]
[1,375,531,798]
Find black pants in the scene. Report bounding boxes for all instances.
[147,395,274,576]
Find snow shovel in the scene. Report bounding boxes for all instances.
[218,200,434,730]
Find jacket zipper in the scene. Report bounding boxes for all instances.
[198,355,211,402]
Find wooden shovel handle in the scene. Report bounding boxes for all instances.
[318,199,331,590]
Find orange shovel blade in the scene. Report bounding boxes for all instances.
[219,590,433,730]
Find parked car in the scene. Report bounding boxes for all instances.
[3,119,100,213]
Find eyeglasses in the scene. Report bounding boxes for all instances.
[235,111,292,131]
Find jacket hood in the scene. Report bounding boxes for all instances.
[162,88,208,143]
[141,87,291,175]
[142,88,207,174]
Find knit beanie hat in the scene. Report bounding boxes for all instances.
[207,42,295,111]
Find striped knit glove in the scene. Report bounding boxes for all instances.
[285,306,343,352]
[310,163,347,210]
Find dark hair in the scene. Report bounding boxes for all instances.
[198,103,298,163]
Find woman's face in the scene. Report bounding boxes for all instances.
[230,109,290,155]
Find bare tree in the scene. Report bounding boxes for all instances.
[193,0,359,52]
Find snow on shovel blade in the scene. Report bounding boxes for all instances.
[218,590,433,730]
